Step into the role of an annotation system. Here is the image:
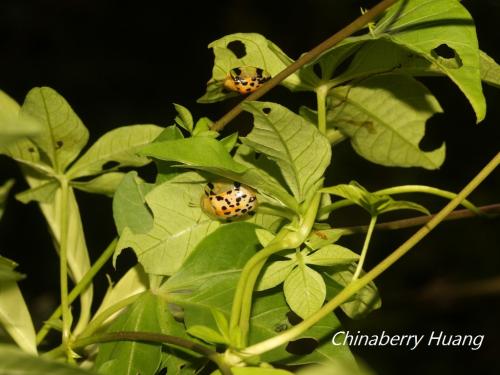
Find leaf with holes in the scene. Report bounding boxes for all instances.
[480,50,500,89]
[112,171,154,235]
[114,172,220,276]
[94,292,162,375]
[67,124,162,179]
[328,74,445,169]
[242,102,331,202]
[374,0,485,122]
[198,33,309,103]
[284,264,326,319]
[20,87,89,173]
[15,179,59,204]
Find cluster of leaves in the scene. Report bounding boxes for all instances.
[0,0,499,374]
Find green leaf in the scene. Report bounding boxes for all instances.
[67,124,162,178]
[0,344,97,374]
[141,137,298,211]
[153,124,184,142]
[71,172,126,197]
[220,132,239,152]
[115,172,220,275]
[153,125,185,184]
[15,179,59,204]
[0,256,25,283]
[112,172,154,235]
[255,228,275,247]
[20,87,89,173]
[480,50,500,88]
[192,117,214,136]
[242,101,331,202]
[94,292,162,375]
[0,281,37,354]
[322,181,430,216]
[162,222,261,292]
[305,228,345,250]
[249,291,353,364]
[92,265,148,326]
[173,103,194,133]
[0,91,41,148]
[325,266,381,319]
[305,245,359,266]
[140,137,247,173]
[256,259,296,291]
[186,325,227,345]
[374,0,485,122]
[0,179,15,220]
[328,74,445,169]
[198,33,306,103]
[284,265,326,319]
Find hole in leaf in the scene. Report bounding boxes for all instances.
[262,107,272,115]
[56,140,64,149]
[312,63,322,78]
[156,368,168,375]
[254,152,262,160]
[286,338,318,355]
[419,112,447,152]
[287,311,303,326]
[431,44,462,68]
[227,40,246,58]
[331,53,356,79]
[102,160,120,170]
[274,322,289,333]
[28,147,36,153]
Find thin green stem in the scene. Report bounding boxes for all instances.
[352,215,377,281]
[58,178,72,361]
[211,0,398,132]
[240,152,499,358]
[79,293,144,338]
[36,238,118,345]
[325,129,347,145]
[316,85,328,135]
[319,185,482,217]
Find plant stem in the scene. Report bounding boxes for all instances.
[240,152,499,358]
[211,0,398,132]
[79,293,144,338]
[352,215,377,281]
[325,129,347,145]
[316,85,328,135]
[339,203,500,235]
[36,238,118,345]
[58,177,72,361]
[319,185,482,217]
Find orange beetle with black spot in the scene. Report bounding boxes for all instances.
[223,66,271,94]
[201,181,258,220]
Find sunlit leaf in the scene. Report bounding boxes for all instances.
[173,103,194,133]
[480,50,500,88]
[115,172,220,276]
[15,179,59,204]
[20,87,89,173]
[0,280,37,354]
[374,0,485,122]
[242,102,331,202]
[328,74,445,169]
[67,124,162,178]
[256,259,296,291]
[94,292,162,375]
[284,264,326,319]
[71,172,126,197]
[305,245,359,266]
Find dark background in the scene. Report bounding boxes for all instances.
[0,0,499,374]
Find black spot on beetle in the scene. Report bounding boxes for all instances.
[224,212,231,215]
[242,209,248,213]
[256,68,263,76]
[207,182,214,189]
[246,88,252,92]
[234,181,241,188]
[227,41,246,58]
[249,196,256,202]
[235,208,241,212]
[216,196,224,201]
[221,206,227,211]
